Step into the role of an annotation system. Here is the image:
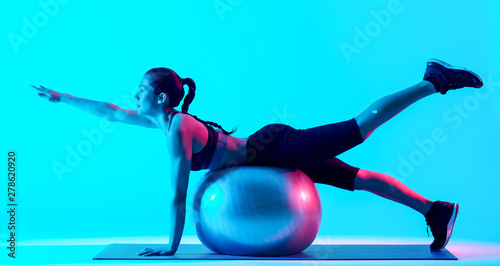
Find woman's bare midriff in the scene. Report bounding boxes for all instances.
[213,135,248,170]
[192,133,248,170]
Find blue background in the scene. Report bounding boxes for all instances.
[2,0,499,247]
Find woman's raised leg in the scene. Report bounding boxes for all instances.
[247,60,482,169]
[355,59,484,141]
[355,80,436,141]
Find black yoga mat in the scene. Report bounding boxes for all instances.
[93,243,457,260]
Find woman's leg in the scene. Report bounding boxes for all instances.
[299,156,363,192]
[300,156,456,251]
[353,168,433,216]
[355,80,436,141]
[299,157,433,216]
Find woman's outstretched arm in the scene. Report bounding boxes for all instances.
[30,84,110,118]
[30,85,156,128]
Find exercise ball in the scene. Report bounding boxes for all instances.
[191,166,322,256]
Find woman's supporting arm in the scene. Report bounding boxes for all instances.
[166,118,193,253]
[168,195,188,253]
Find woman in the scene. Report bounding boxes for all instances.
[31,59,482,256]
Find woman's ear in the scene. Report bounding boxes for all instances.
[157,92,167,104]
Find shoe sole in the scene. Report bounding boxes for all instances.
[427,59,483,88]
[432,203,459,251]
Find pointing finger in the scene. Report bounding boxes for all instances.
[31,85,44,92]
[39,85,48,92]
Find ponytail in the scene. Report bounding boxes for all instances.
[180,77,237,135]
[181,78,196,114]
[191,114,239,135]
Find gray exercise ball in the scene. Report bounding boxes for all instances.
[191,166,322,256]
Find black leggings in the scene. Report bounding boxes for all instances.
[246,118,364,191]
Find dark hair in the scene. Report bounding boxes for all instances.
[145,67,237,135]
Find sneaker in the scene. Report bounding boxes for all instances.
[423,59,483,94]
[425,200,459,251]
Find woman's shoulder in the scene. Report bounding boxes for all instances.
[170,111,206,132]
[175,111,199,123]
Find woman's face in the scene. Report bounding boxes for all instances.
[135,76,158,115]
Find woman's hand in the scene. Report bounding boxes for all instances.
[30,84,63,103]
[137,247,176,256]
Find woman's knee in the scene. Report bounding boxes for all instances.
[354,169,397,192]
[353,169,371,191]
[354,116,371,141]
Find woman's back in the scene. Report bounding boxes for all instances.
[169,111,248,170]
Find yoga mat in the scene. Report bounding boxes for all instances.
[93,243,457,260]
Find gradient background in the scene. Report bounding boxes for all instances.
[1,0,499,258]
